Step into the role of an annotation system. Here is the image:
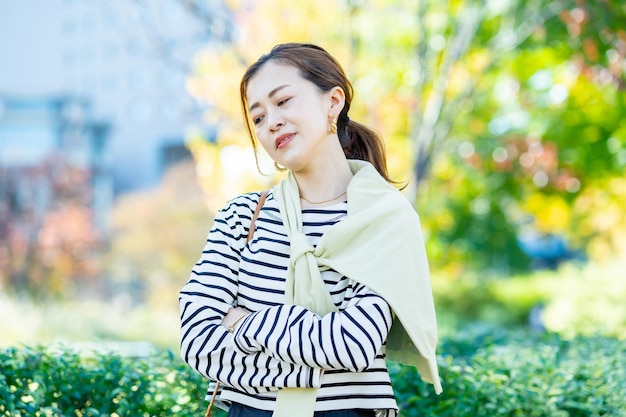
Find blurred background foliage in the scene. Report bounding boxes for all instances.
[185,0,626,278]
[1,0,625,363]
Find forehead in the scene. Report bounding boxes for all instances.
[246,62,305,102]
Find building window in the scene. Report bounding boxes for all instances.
[101,74,118,91]
[128,100,151,123]
[62,18,77,35]
[128,69,151,91]
[81,14,97,34]
[102,9,119,29]
[62,48,77,66]
[102,42,120,60]
[160,99,181,121]
[80,44,96,65]
[160,141,192,174]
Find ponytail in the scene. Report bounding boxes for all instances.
[339,113,403,187]
[340,120,385,177]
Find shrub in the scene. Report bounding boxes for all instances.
[1,333,624,417]
[392,329,626,417]
[0,345,211,417]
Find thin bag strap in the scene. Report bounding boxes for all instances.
[247,190,269,243]
[204,382,221,417]
[205,190,269,417]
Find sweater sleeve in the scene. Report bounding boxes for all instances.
[179,195,321,392]
[231,282,393,372]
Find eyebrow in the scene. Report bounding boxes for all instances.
[249,84,290,112]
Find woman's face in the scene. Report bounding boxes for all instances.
[246,62,342,172]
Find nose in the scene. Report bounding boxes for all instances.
[267,110,284,132]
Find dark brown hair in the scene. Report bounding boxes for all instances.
[240,42,394,183]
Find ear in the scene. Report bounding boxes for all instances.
[327,86,346,116]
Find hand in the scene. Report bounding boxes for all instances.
[222,306,249,331]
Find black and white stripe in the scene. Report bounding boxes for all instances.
[179,191,398,414]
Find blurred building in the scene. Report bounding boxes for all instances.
[0,96,110,230]
[0,0,219,195]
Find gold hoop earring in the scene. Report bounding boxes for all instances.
[273,161,288,172]
[330,118,338,134]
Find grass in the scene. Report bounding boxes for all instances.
[2,257,625,351]
[0,293,181,351]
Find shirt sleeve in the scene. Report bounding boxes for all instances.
[179,194,321,393]
[231,282,393,372]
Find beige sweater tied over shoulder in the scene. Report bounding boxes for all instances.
[271,160,442,417]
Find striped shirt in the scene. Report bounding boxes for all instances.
[179,191,398,415]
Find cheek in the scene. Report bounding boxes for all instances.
[255,129,274,152]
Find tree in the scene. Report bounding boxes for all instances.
[0,155,103,296]
[105,161,212,306]
[416,0,626,273]
[181,0,626,273]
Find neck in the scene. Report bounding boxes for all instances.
[294,158,353,208]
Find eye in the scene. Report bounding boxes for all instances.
[277,97,291,106]
[252,114,264,125]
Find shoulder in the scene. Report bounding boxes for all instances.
[217,190,273,222]
[223,191,265,209]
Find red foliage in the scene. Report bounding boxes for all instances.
[0,154,104,295]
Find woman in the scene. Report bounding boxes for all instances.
[179,43,441,417]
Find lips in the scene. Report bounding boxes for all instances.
[275,133,295,149]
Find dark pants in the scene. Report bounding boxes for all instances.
[227,402,375,417]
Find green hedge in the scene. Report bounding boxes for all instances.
[1,332,625,416]
[392,328,626,417]
[0,346,209,417]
